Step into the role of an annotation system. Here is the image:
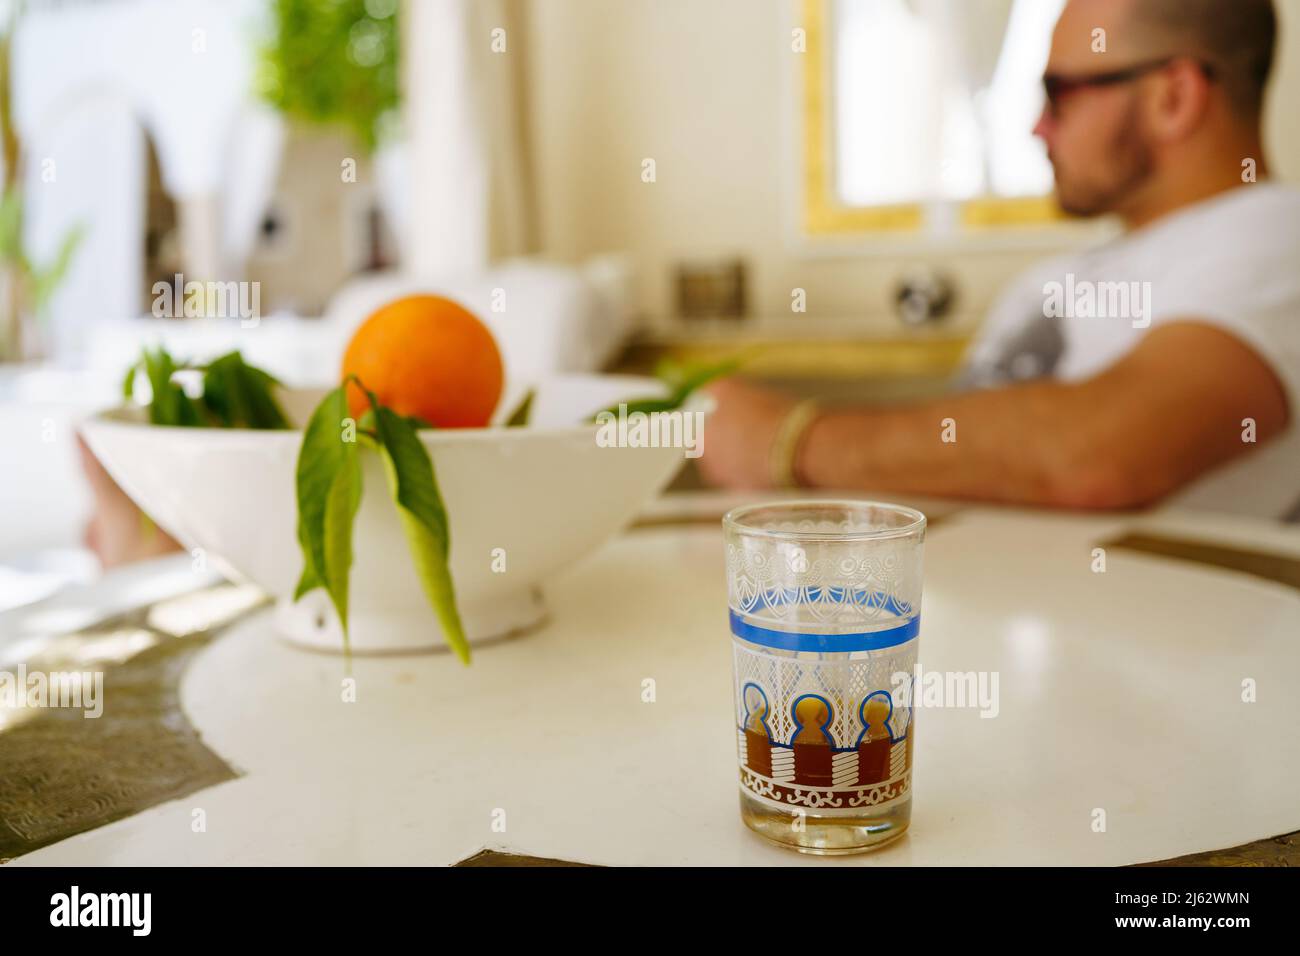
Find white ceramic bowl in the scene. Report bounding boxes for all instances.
[81,375,711,654]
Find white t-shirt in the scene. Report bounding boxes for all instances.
[963,183,1300,520]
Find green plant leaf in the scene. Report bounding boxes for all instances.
[503,388,534,427]
[293,384,361,648]
[200,351,290,429]
[293,548,322,601]
[124,346,291,430]
[31,224,85,311]
[666,355,743,398]
[364,393,470,665]
[588,355,744,421]
[257,0,401,153]
[140,346,203,426]
[198,358,236,425]
[321,446,362,636]
[593,397,682,418]
[122,360,138,401]
[0,188,24,262]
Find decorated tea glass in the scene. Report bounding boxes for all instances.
[723,500,926,854]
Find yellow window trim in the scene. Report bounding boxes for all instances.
[801,0,1065,235]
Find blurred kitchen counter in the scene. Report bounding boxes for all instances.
[612,316,969,402]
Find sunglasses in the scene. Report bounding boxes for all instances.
[1042,56,1217,117]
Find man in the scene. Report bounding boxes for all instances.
[701,0,1299,519]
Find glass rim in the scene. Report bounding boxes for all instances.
[722,499,927,543]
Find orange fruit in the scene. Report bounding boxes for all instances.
[341,295,504,428]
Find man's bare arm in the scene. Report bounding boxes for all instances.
[796,322,1289,508]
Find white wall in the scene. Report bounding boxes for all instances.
[1267,0,1300,179]
[524,0,1300,331]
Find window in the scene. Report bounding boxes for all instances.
[803,0,1068,235]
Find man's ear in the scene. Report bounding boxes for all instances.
[1148,60,1215,142]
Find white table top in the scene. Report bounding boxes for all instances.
[11,498,1300,866]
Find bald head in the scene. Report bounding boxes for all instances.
[1124,0,1277,116]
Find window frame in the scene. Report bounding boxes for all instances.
[796,0,1106,253]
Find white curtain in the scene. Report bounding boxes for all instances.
[402,0,533,278]
[220,107,286,279]
[13,0,271,356]
[841,0,1054,202]
[915,0,1015,94]
[17,94,144,359]
[916,0,1015,194]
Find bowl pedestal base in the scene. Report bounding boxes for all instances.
[273,587,546,655]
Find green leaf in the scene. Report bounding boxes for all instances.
[293,384,362,648]
[587,355,744,422]
[257,0,401,153]
[240,365,290,429]
[365,393,470,665]
[139,346,203,426]
[199,358,234,424]
[593,397,681,418]
[667,355,743,398]
[124,346,291,430]
[321,447,362,636]
[122,360,138,401]
[503,388,534,427]
[31,224,85,311]
[0,188,23,261]
[293,549,322,602]
[651,356,685,387]
[200,351,290,429]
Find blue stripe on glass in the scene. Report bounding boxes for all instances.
[729,609,919,652]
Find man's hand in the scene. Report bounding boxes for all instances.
[698,377,801,490]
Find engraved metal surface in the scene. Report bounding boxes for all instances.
[1102,532,1300,592]
[0,583,266,862]
[453,849,598,867]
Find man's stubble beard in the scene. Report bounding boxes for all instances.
[1053,99,1155,219]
